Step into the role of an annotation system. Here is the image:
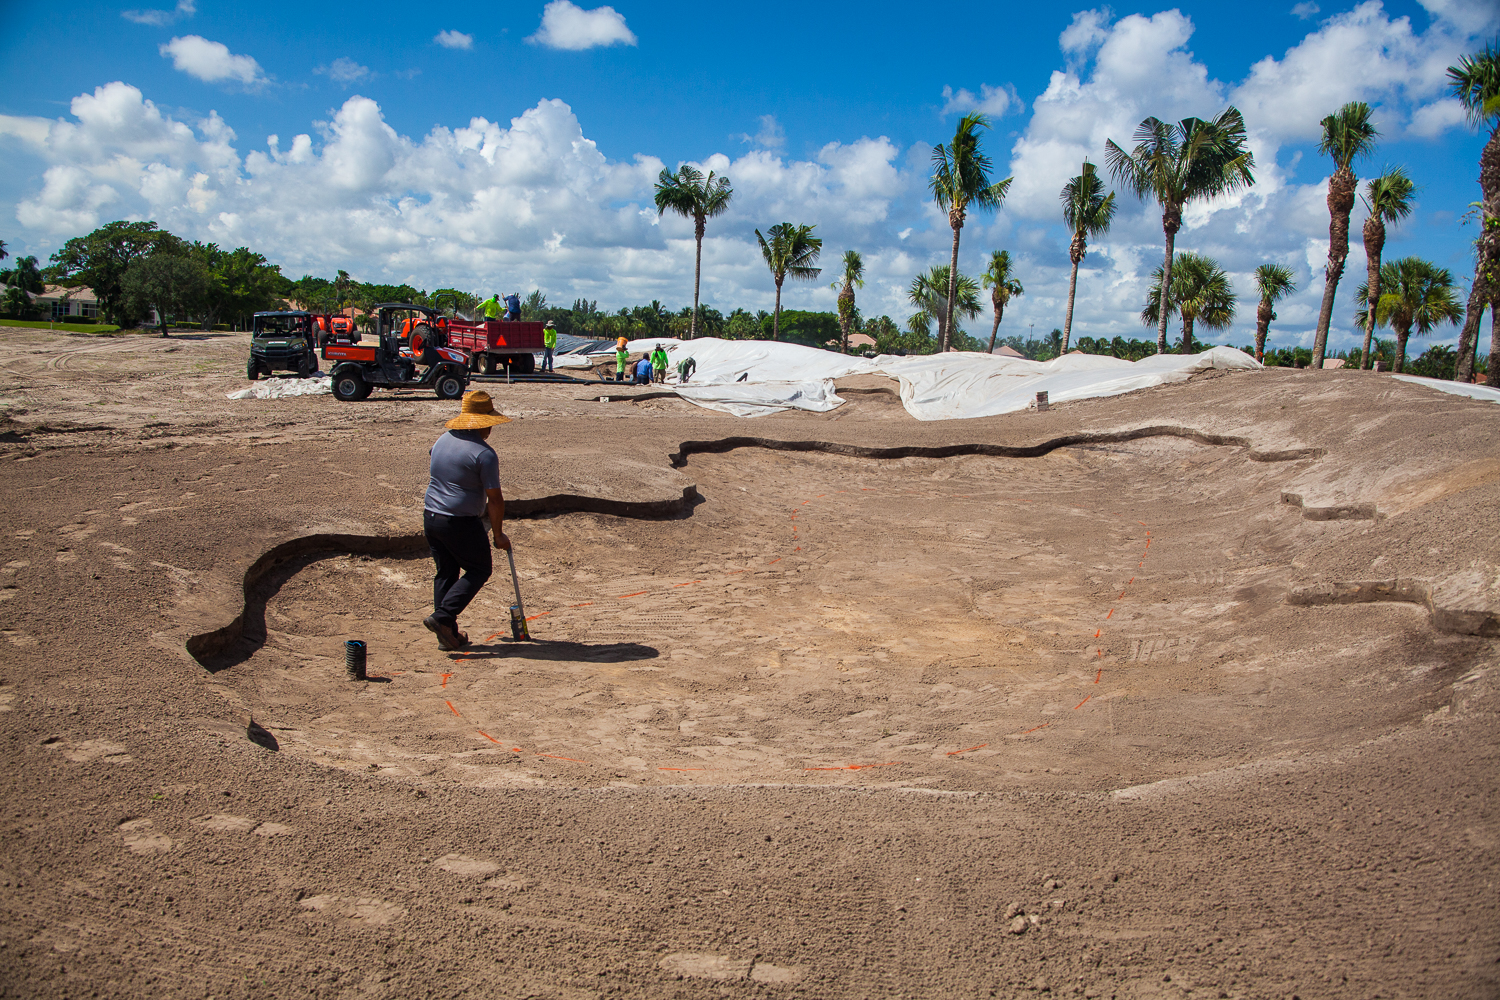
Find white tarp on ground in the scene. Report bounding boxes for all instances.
[1392,374,1500,404]
[624,338,1259,420]
[227,375,331,400]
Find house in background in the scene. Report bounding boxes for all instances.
[34,285,100,321]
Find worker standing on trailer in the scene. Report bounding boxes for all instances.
[482,294,502,323]
[615,340,629,382]
[422,390,511,652]
[504,292,521,321]
[542,321,557,372]
[651,343,669,384]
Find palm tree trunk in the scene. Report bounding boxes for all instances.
[987,303,1004,354]
[1360,216,1384,369]
[1155,205,1181,354]
[772,280,783,341]
[1454,279,1486,382]
[1255,302,1271,363]
[690,217,705,340]
[1488,296,1499,387]
[1062,257,1081,353]
[1180,314,1194,355]
[1394,323,1411,373]
[943,215,963,353]
[1313,166,1357,368]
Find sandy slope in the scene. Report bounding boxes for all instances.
[0,327,1495,1000]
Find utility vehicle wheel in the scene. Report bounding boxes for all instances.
[435,372,466,400]
[483,354,498,375]
[332,371,369,402]
[298,353,316,378]
[512,353,535,375]
[246,359,259,381]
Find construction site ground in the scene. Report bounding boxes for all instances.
[0,327,1496,1000]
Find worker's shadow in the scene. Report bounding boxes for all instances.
[455,639,658,663]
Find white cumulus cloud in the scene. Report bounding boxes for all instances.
[940,83,1020,118]
[159,35,265,86]
[316,57,372,86]
[434,30,473,50]
[527,1,637,51]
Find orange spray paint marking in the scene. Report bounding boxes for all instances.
[445,701,461,717]
[511,747,522,752]
[658,767,707,772]
[477,730,500,744]
[672,580,703,588]
[768,557,782,565]
[1105,609,1114,619]
[1074,695,1092,711]
[805,762,898,771]
[570,602,594,608]
[536,753,589,763]
[1138,520,1147,526]
[947,743,988,756]
[1094,629,1101,639]
[618,591,648,598]
[525,611,550,622]
[1095,668,1102,683]
[1118,591,1127,599]
[1128,577,1134,584]
[795,547,802,551]
[487,633,503,641]
[440,673,453,688]
[1022,723,1051,734]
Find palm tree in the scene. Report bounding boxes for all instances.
[1252,264,1297,363]
[1447,42,1500,385]
[754,223,822,340]
[1357,167,1416,369]
[1059,160,1116,352]
[980,250,1023,353]
[909,264,982,350]
[654,165,734,340]
[829,250,865,352]
[1140,252,1235,353]
[1106,108,1255,354]
[929,112,1012,352]
[1354,257,1462,372]
[1310,102,1380,368]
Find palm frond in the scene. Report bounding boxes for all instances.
[1448,40,1500,129]
[1254,263,1297,305]
[1362,166,1416,222]
[1317,102,1380,169]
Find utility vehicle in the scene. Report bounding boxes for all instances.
[323,303,470,402]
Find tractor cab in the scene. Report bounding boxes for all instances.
[248,311,319,380]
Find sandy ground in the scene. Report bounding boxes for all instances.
[0,327,1496,1000]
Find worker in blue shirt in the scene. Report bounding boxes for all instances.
[504,292,521,321]
[634,356,653,385]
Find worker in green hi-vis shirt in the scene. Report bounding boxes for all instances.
[482,294,502,322]
[542,321,557,372]
[615,337,629,383]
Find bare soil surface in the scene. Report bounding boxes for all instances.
[0,327,1496,1000]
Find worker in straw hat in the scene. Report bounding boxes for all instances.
[422,390,511,651]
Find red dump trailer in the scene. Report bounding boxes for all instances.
[445,319,544,374]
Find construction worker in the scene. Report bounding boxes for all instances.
[504,292,521,321]
[634,355,653,385]
[542,321,557,372]
[651,343,669,384]
[482,294,502,323]
[675,356,696,383]
[615,341,630,382]
[422,391,511,652]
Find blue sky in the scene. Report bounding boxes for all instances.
[1,0,1495,352]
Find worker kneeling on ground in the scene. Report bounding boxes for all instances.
[422,390,511,652]
[651,343,669,384]
[634,355,654,385]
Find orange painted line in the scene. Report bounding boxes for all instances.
[794,547,802,551]
[816,494,826,498]
[947,743,988,756]
[1138,520,1147,526]
[767,557,782,564]
[672,580,703,587]
[1097,648,1103,658]
[618,591,648,598]
[445,700,461,716]
[440,673,453,688]
[658,767,706,771]
[486,633,503,641]
[1105,609,1114,619]
[1118,590,1126,599]
[477,730,500,744]
[524,611,550,621]
[1022,723,1051,734]
[1094,629,1101,638]
[805,762,898,771]
[511,748,522,752]
[1074,695,1092,711]
[1095,667,1102,683]
[536,753,588,763]
[1128,577,1134,584]
[570,602,593,608]
[726,569,747,574]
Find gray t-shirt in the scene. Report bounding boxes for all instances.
[424,430,501,517]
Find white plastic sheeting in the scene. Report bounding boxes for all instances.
[227,375,331,400]
[1392,374,1500,404]
[624,338,1260,420]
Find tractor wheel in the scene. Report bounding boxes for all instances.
[483,353,498,376]
[246,358,260,381]
[435,370,466,401]
[332,371,369,402]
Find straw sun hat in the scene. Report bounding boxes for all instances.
[445,390,512,429]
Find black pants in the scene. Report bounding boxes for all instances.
[424,511,492,627]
